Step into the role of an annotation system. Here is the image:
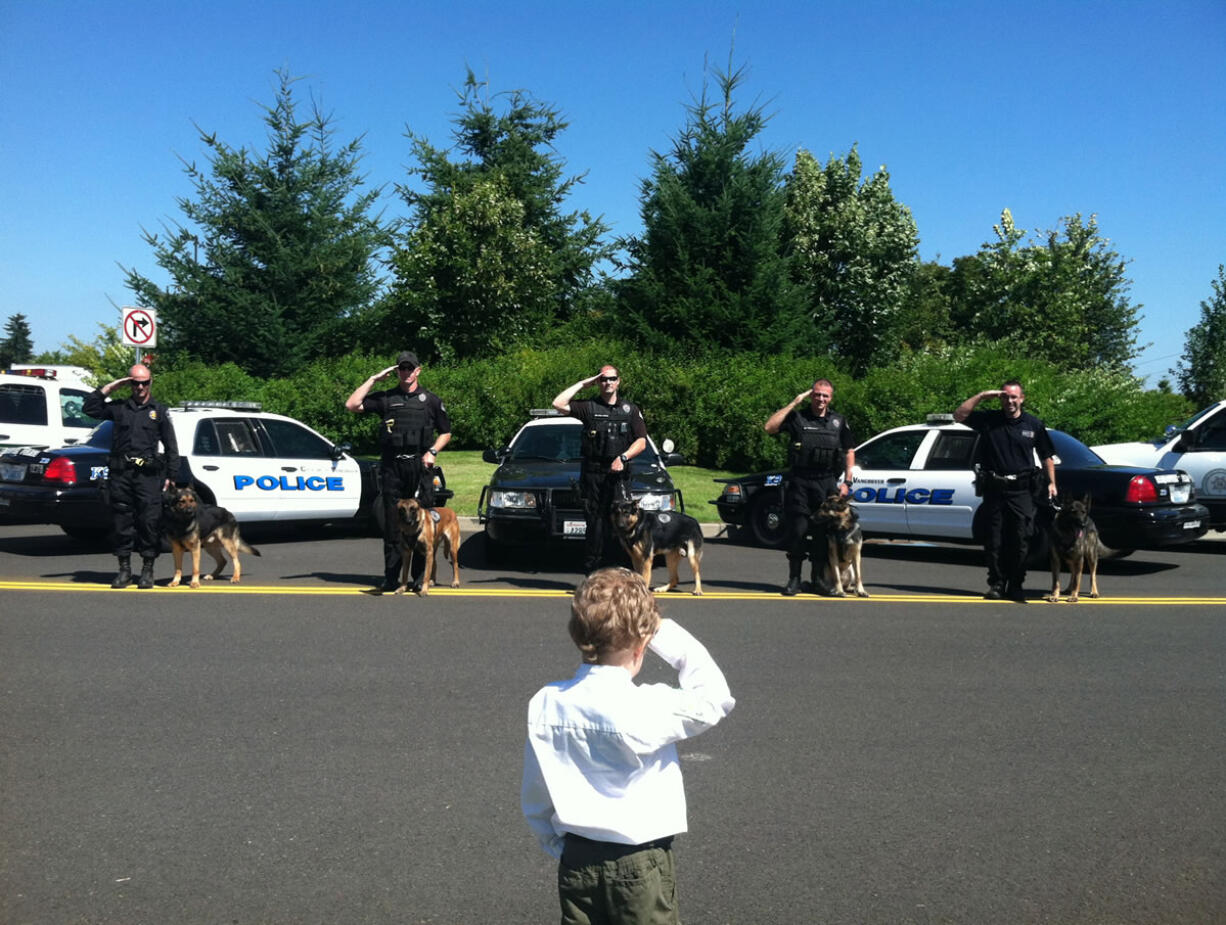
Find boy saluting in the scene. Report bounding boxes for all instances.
[521,568,736,924]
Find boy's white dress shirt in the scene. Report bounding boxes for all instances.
[521,619,736,859]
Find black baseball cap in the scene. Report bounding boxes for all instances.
[396,351,419,369]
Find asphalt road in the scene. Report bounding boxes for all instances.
[2,524,1224,924]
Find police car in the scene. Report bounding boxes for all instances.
[0,401,449,540]
[712,415,1209,556]
[477,410,685,556]
[1093,400,1226,531]
[0,367,102,450]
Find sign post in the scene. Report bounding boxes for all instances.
[121,306,157,365]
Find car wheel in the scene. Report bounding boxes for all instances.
[60,524,109,544]
[746,490,787,549]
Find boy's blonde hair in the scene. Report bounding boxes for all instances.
[569,567,661,664]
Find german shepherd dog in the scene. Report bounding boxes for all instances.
[610,498,704,595]
[810,493,869,597]
[163,486,261,588]
[1045,494,1100,603]
[394,497,461,596]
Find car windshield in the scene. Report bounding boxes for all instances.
[1050,430,1105,467]
[509,422,661,464]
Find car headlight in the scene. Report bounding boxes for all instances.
[489,490,537,509]
[636,492,675,511]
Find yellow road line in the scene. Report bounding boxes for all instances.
[0,580,1223,604]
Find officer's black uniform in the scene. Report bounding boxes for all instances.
[359,384,451,589]
[570,397,647,574]
[781,406,855,592]
[83,388,180,588]
[964,408,1055,598]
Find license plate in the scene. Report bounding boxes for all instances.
[1170,485,1191,503]
[1183,520,1202,530]
[0,463,26,481]
[563,520,586,537]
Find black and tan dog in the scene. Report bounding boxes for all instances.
[1045,494,1100,603]
[810,493,869,598]
[163,486,260,588]
[394,497,461,596]
[610,498,704,595]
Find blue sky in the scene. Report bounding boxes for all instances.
[2,0,1223,385]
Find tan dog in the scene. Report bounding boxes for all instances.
[811,493,869,598]
[395,498,461,596]
[163,486,260,588]
[1045,495,1101,603]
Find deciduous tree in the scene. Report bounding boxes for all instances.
[1173,265,1226,404]
[783,147,919,372]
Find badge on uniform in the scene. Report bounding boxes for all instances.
[622,403,630,413]
[148,409,158,420]
[418,394,427,403]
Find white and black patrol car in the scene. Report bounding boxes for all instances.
[0,401,449,541]
[1094,400,1226,531]
[477,409,685,556]
[712,415,1209,557]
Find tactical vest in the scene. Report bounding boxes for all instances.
[380,392,431,451]
[581,401,635,461]
[789,413,843,472]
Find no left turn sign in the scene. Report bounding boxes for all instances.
[122,307,157,347]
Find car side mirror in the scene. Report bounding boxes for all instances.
[331,442,352,461]
[483,446,508,464]
[663,452,687,467]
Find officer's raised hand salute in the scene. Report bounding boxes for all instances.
[552,365,648,573]
[84,363,180,589]
[955,379,1057,601]
[765,378,856,596]
[346,351,452,593]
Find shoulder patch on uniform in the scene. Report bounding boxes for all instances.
[622,403,630,413]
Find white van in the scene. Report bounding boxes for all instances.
[0,368,102,449]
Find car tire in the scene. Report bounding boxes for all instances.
[746,490,787,549]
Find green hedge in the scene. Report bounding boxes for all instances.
[149,342,1194,470]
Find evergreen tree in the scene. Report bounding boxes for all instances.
[124,69,390,377]
[783,147,919,372]
[948,210,1142,371]
[0,313,34,368]
[1173,265,1226,404]
[616,61,807,353]
[379,70,610,360]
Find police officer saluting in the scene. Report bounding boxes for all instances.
[954,380,1057,601]
[346,351,451,593]
[552,366,647,575]
[84,363,179,589]
[765,378,856,596]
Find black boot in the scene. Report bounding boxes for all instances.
[380,568,401,593]
[111,555,132,589]
[782,560,803,596]
[137,557,156,589]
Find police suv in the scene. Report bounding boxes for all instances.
[0,367,102,449]
[0,401,448,540]
[1093,400,1226,531]
[712,415,1208,556]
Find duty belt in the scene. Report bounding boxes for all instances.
[123,454,154,468]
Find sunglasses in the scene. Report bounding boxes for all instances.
[598,375,619,382]
[397,365,417,372]
[132,379,151,386]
